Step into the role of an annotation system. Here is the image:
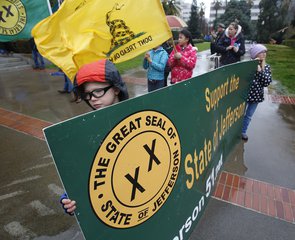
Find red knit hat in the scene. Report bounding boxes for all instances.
[76,59,107,86]
[75,59,129,101]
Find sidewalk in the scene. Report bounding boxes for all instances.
[0,51,294,239]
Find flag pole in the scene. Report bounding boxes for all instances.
[172,38,177,52]
[46,0,53,15]
[169,29,177,53]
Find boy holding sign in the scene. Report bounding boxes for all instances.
[60,59,129,214]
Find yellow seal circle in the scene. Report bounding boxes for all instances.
[89,111,181,228]
[0,0,26,36]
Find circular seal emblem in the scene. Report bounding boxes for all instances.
[89,111,181,228]
[0,0,26,36]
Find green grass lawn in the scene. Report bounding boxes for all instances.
[195,42,210,52]
[115,53,145,74]
[266,44,295,94]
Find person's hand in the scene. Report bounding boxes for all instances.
[233,46,239,52]
[211,31,217,38]
[257,59,265,71]
[260,58,265,70]
[144,52,152,62]
[61,198,76,215]
[226,46,234,51]
[174,52,182,60]
[257,59,265,72]
[60,193,76,215]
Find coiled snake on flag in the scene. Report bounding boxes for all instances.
[106,3,135,51]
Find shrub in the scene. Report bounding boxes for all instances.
[193,39,204,44]
[2,40,32,53]
[282,39,295,48]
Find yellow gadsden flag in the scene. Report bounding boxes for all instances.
[32,0,172,80]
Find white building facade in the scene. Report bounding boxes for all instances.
[209,0,261,22]
[174,0,192,22]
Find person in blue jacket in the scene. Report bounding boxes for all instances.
[143,45,168,92]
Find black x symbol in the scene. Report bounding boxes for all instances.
[0,11,5,22]
[3,5,13,17]
[0,5,14,22]
[143,139,161,172]
[125,167,145,201]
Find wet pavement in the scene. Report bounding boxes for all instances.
[0,49,294,239]
[191,198,295,240]
[239,100,295,189]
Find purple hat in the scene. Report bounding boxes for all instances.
[249,44,267,59]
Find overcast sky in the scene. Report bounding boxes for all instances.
[184,0,212,18]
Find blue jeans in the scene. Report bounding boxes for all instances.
[64,75,73,92]
[242,102,258,134]
[32,49,45,68]
[148,79,164,92]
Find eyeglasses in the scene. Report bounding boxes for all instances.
[82,85,113,100]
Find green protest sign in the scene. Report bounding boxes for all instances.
[44,61,256,240]
[0,0,51,42]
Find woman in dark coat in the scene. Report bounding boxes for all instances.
[215,22,245,66]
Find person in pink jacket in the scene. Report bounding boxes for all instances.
[168,29,197,84]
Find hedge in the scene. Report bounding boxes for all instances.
[283,39,295,48]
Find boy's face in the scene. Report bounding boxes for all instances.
[83,82,120,110]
